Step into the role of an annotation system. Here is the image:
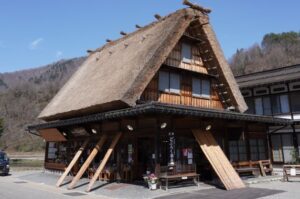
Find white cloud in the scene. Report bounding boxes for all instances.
[56,51,63,58]
[29,38,44,50]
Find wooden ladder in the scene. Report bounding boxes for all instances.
[56,138,90,187]
[192,129,245,190]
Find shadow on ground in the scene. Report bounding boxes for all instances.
[155,187,285,199]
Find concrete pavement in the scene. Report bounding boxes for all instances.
[0,171,109,199]
[1,170,300,199]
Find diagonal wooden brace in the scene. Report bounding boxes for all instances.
[56,138,90,187]
[68,134,107,189]
[86,132,122,192]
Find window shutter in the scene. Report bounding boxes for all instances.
[201,79,211,98]
[263,97,272,115]
[255,97,263,115]
[158,71,169,92]
[181,43,192,63]
[280,94,290,113]
[170,73,180,94]
[192,78,201,97]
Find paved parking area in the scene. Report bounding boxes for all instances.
[0,171,105,199]
[1,170,300,199]
[156,187,284,199]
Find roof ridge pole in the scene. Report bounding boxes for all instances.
[182,0,212,14]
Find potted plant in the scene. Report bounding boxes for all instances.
[143,173,158,190]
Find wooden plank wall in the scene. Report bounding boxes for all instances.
[141,34,224,110]
[163,41,207,74]
[141,74,223,110]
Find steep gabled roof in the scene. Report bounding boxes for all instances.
[39,8,247,121]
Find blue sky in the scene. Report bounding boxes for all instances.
[0,0,299,73]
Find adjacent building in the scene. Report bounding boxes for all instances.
[236,64,300,164]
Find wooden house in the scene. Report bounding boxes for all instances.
[28,6,291,192]
[236,64,300,164]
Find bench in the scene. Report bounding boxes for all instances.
[232,161,260,177]
[283,165,300,182]
[232,160,273,177]
[160,172,199,191]
[158,165,199,191]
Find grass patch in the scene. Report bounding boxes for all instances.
[10,159,43,168]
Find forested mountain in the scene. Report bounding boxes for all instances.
[0,57,86,151]
[229,31,300,76]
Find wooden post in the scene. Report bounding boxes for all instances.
[68,135,107,189]
[86,132,122,192]
[56,138,90,187]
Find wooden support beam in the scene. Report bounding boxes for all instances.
[56,138,90,187]
[207,66,217,70]
[86,132,122,192]
[68,135,107,189]
[154,14,162,20]
[192,129,245,190]
[135,24,142,29]
[183,0,211,14]
[120,31,127,36]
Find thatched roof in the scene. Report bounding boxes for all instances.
[39,8,247,121]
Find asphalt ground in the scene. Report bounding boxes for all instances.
[1,170,300,199]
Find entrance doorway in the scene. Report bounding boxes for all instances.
[137,137,155,178]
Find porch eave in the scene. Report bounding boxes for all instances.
[27,102,293,131]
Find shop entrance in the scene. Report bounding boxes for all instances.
[137,137,155,178]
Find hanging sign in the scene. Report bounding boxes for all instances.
[169,132,175,166]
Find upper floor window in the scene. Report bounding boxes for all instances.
[272,94,290,114]
[254,87,269,96]
[291,91,300,112]
[181,43,192,63]
[158,71,180,94]
[245,98,255,114]
[289,82,300,91]
[192,78,211,98]
[270,84,288,94]
[254,96,271,115]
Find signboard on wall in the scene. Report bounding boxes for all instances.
[169,132,175,165]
